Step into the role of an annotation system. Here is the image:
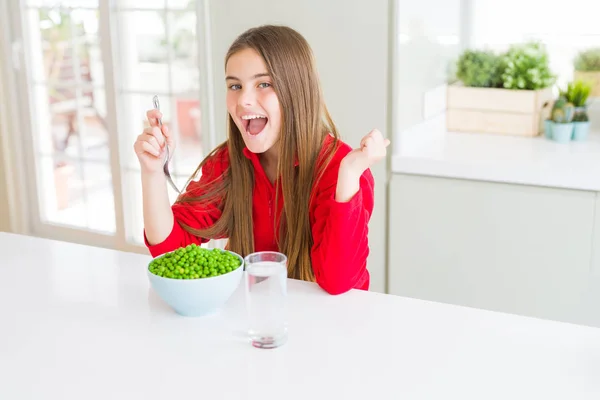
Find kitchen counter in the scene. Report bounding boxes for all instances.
[392,114,600,191]
[1,232,600,399]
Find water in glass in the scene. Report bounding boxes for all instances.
[245,253,287,349]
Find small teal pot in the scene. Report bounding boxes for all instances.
[543,119,553,139]
[550,123,574,143]
[572,121,591,141]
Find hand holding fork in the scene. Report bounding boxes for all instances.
[133,95,182,194]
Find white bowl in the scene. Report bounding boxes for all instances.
[147,249,244,317]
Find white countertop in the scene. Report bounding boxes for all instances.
[2,232,600,399]
[392,114,600,191]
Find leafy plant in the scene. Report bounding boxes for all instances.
[454,41,556,90]
[560,80,592,107]
[551,97,575,123]
[455,50,503,88]
[559,80,592,122]
[573,111,589,122]
[574,48,600,72]
[551,96,566,121]
[501,41,556,90]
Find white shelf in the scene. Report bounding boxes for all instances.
[392,114,600,191]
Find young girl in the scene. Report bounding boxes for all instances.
[134,25,389,295]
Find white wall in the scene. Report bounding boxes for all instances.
[204,0,391,292]
[0,20,14,233]
[0,130,9,232]
[396,0,463,135]
[0,2,28,235]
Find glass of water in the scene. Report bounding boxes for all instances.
[244,251,288,349]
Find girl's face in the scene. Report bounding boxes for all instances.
[226,48,282,155]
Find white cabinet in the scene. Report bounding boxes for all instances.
[388,173,600,327]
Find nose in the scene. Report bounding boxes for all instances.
[238,87,255,107]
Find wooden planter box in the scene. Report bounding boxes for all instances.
[446,84,554,136]
[574,71,600,98]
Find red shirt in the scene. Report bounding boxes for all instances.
[144,136,374,294]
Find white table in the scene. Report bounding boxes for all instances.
[1,232,599,399]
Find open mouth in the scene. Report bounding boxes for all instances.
[241,115,268,136]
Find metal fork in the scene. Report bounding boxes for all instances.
[152,95,181,194]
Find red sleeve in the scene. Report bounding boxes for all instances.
[144,147,229,258]
[309,150,374,295]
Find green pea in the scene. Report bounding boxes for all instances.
[151,246,241,279]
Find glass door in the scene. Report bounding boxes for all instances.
[5,0,213,252]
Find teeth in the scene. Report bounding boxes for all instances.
[241,115,266,120]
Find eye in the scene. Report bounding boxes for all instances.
[228,84,241,90]
[258,82,271,89]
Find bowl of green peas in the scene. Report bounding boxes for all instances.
[147,244,244,317]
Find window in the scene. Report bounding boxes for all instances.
[394,0,600,145]
[470,0,600,88]
[5,0,214,251]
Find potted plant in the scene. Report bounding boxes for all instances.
[454,49,504,88]
[574,47,600,98]
[447,41,556,136]
[560,80,592,141]
[549,97,575,143]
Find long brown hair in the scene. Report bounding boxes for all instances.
[176,25,339,282]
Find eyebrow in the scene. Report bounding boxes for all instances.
[225,73,270,81]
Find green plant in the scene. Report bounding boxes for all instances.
[574,48,600,72]
[550,96,566,121]
[559,80,592,122]
[560,80,592,107]
[501,41,556,90]
[551,97,575,123]
[573,112,589,122]
[455,49,503,88]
